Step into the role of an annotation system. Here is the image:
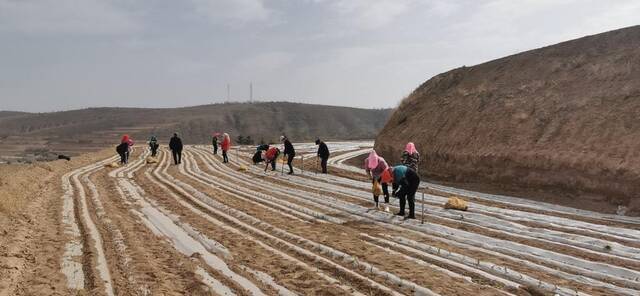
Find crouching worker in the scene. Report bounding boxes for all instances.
[383,165,421,219]
[263,147,280,172]
[364,151,389,209]
[253,144,269,164]
[116,141,129,165]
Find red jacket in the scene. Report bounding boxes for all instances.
[265,147,279,161]
[221,137,231,151]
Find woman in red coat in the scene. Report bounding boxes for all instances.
[221,133,231,163]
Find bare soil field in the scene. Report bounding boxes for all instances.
[2,142,640,295]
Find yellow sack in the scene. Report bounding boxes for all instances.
[105,162,120,168]
[372,180,383,196]
[444,196,468,211]
[238,165,248,171]
[146,157,158,164]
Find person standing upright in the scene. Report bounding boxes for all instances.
[149,135,159,157]
[281,135,295,174]
[401,142,420,171]
[169,133,183,165]
[315,138,330,174]
[212,134,218,155]
[221,133,231,163]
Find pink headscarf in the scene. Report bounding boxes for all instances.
[405,142,417,155]
[367,150,380,169]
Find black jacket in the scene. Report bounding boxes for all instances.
[257,144,269,151]
[317,141,330,159]
[212,137,217,146]
[169,136,183,151]
[283,139,295,155]
[116,143,128,155]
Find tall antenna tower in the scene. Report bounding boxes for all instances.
[227,83,230,101]
[249,82,253,102]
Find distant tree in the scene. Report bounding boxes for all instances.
[259,138,265,145]
[237,135,245,145]
[245,135,254,145]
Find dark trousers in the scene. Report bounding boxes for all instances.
[320,157,328,174]
[172,149,182,165]
[373,177,389,205]
[119,153,127,165]
[222,150,228,163]
[151,147,158,157]
[287,153,295,173]
[270,160,276,171]
[213,144,218,155]
[397,170,420,218]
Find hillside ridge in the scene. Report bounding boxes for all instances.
[0,101,391,161]
[375,25,640,215]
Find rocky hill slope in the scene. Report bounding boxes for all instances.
[375,26,640,215]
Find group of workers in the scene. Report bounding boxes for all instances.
[116,132,231,166]
[366,142,421,219]
[251,136,331,174]
[116,133,419,219]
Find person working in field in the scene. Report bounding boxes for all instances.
[281,135,296,175]
[116,135,131,165]
[212,133,219,155]
[263,147,280,172]
[364,150,390,209]
[253,144,269,164]
[393,142,420,196]
[149,136,159,157]
[221,133,231,163]
[401,142,420,171]
[315,138,330,174]
[169,133,183,165]
[383,165,421,219]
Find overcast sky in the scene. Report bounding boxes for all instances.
[1,0,639,112]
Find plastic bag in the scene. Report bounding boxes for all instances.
[444,196,468,211]
[372,180,383,196]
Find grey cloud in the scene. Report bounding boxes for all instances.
[1,0,639,112]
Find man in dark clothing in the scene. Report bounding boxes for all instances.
[385,165,420,219]
[212,136,218,155]
[315,139,330,174]
[281,136,295,174]
[149,136,159,157]
[116,142,129,165]
[253,144,269,164]
[169,133,183,165]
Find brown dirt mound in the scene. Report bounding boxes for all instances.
[375,25,640,215]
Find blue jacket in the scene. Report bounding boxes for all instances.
[393,165,409,184]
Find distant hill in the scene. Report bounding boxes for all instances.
[375,25,640,215]
[0,111,28,119]
[0,102,391,159]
